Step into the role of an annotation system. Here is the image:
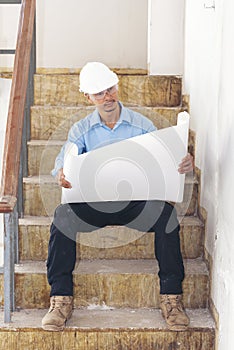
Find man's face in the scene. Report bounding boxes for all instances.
[87,85,119,113]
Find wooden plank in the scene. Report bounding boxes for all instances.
[0,196,17,213]
[0,0,36,203]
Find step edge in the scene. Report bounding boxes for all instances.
[0,308,215,331]
[27,140,64,146]
[31,105,186,110]
[19,215,203,227]
[23,174,199,185]
[34,72,183,78]
[12,258,209,275]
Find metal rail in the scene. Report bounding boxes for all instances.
[0,1,21,4]
[0,0,36,323]
[0,50,16,54]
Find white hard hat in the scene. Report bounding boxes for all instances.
[79,62,119,94]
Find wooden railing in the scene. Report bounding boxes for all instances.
[0,0,36,322]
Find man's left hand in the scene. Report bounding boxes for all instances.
[178,153,194,174]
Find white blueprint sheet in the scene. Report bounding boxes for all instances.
[61,112,190,204]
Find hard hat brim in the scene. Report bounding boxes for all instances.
[79,62,119,94]
[79,74,119,94]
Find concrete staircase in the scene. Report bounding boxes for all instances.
[0,71,215,349]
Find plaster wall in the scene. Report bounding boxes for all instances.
[36,0,148,69]
[0,4,20,67]
[0,1,185,73]
[184,0,234,348]
[148,0,185,75]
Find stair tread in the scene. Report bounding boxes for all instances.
[23,175,56,183]
[19,215,203,227]
[15,259,208,275]
[0,308,214,330]
[31,104,185,111]
[28,140,64,146]
[23,174,198,185]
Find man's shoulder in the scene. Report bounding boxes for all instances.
[122,104,156,130]
[122,105,149,120]
[71,109,97,130]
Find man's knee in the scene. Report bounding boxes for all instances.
[53,204,80,237]
[148,201,179,234]
[161,202,179,234]
[125,201,178,233]
[53,203,102,235]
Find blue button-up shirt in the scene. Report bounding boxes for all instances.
[51,102,156,176]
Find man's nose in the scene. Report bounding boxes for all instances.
[103,90,112,99]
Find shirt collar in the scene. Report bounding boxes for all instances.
[89,102,131,128]
[89,108,102,128]
[118,102,131,124]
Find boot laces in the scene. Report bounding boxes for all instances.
[166,295,183,313]
[50,296,71,312]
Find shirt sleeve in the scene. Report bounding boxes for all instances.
[140,114,157,133]
[146,121,157,133]
[51,122,86,177]
[129,108,157,134]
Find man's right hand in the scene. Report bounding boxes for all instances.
[57,168,72,188]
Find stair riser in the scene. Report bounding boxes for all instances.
[23,182,197,217]
[19,224,203,261]
[0,273,208,309]
[0,329,215,350]
[28,130,195,176]
[30,106,186,141]
[34,75,182,107]
[28,143,61,176]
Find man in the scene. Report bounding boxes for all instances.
[42,62,193,332]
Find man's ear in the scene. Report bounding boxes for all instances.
[85,93,95,105]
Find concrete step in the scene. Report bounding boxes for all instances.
[0,308,215,350]
[30,105,187,141]
[19,216,204,261]
[0,259,209,309]
[23,175,198,217]
[34,74,182,107]
[28,140,63,176]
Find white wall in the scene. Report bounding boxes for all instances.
[36,0,148,69]
[0,1,185,73]
[37,0,185,73]
[0,4,20,67]
[148,0,185,75]
[184,0,234,348]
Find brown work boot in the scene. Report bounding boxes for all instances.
[42,296,73,331]
[160,294,190,331]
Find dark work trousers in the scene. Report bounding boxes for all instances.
[47,200,185,297]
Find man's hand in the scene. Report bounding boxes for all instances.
[178,153,194,174]
[57,168,72,188]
